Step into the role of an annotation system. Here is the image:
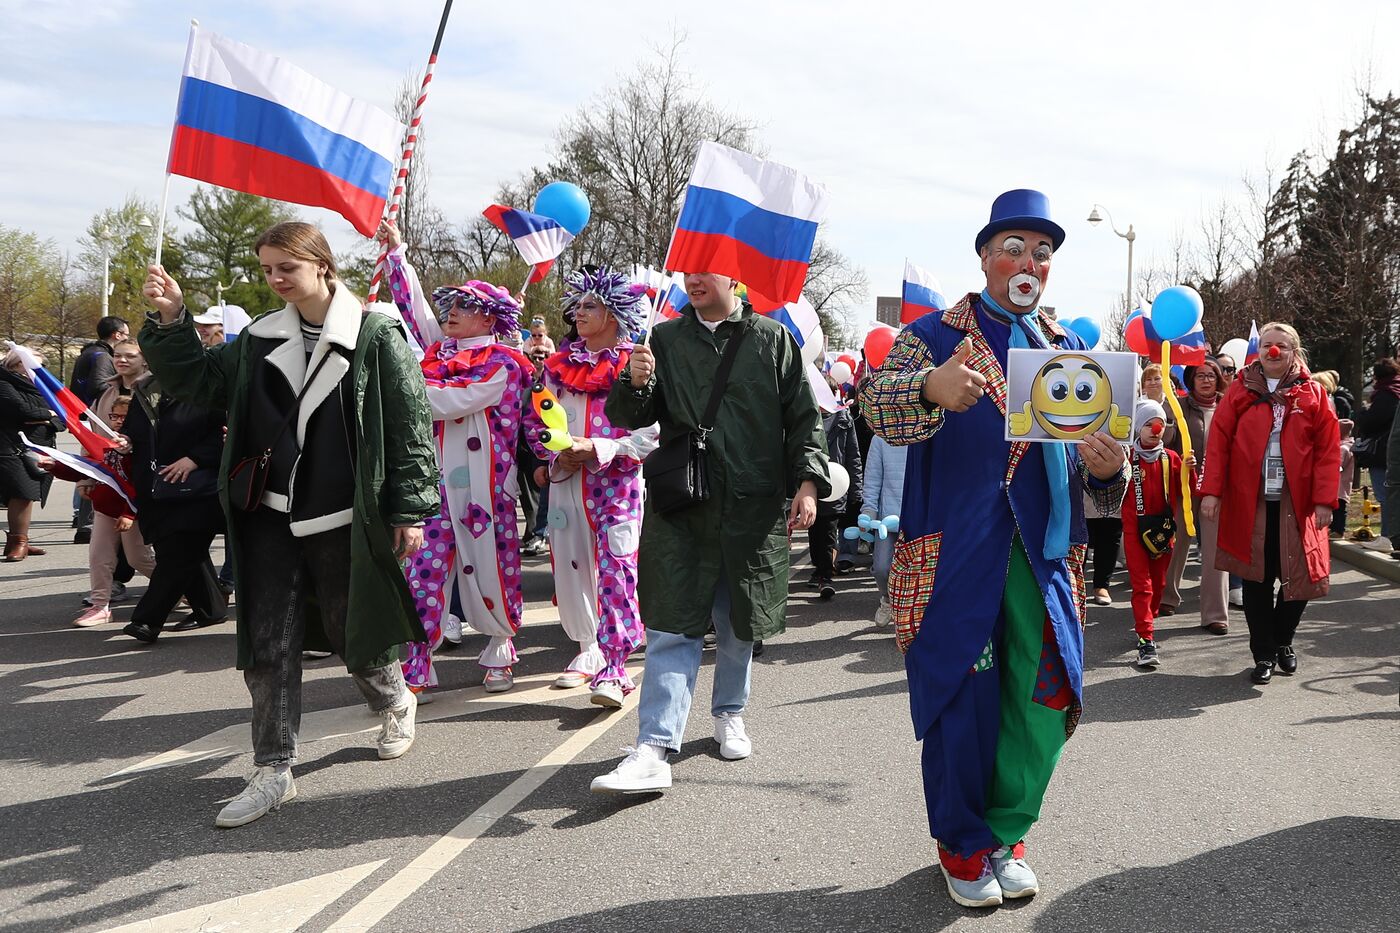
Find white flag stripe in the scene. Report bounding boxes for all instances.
[513,227,574,266]
[691,141,830,223]
[183,26,403,166]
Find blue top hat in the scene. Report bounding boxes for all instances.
[974,189,1066,255]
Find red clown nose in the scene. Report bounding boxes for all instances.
[1266,345,1282,360]
[1151,422,1164,436]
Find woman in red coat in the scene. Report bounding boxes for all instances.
[1200,323,1340,685]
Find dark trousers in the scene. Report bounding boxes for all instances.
[129,530,224,629]
[1086,517,1122,590]
[808,513,839,579]
[237,507,405,767]
[113,547,135,585]
[518,465,539,539]
[1329,505,1348,536]
[1242,501,1308,665]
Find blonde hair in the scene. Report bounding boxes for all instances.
[1260,321,1309,366]
[254,222,339,281]
[1312,370,1336,394]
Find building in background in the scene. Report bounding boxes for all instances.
[875,296,900,327]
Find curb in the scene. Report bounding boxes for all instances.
[1330,538,1400,585]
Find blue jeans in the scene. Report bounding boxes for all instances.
[872,535,895,599]
[636,576,753,753]
[1370,466,1391,537]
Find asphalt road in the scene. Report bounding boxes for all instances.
[2,488,1397,933]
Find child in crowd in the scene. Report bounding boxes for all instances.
[860,433,906,626]
[1333,419,1355,537]
[1120,398,1193,668]
[809,403,862,600]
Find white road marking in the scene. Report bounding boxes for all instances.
[101,665,637,781]
[98,859,387,933]
[324,685,641,932]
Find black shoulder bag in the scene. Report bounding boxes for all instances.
[1134,453,1177,558]
[227,350,339,511]
[643,324,749,515]
[134,384,220,501]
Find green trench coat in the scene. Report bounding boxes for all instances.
[138,309,439,672]
[605,304,830,641]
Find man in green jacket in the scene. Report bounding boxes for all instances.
[591,271,829,794]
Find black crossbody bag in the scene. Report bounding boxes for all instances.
[134,384,219,501]
[643,325,749,515]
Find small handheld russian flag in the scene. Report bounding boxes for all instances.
[1244,321,1260,364]
[483,205,576,285]
[901,260,948,324]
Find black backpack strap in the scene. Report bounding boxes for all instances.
[699,323,749,436]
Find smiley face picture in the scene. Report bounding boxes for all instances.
[1006,348,1137,444]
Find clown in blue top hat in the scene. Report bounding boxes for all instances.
[860,188,1129,909]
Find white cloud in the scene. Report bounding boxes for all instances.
[2,0,1398,348]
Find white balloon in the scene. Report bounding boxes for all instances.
[828,361,853,385]
[822,462,850,502]
[1218,338,1248,364]
[801,325,825,366]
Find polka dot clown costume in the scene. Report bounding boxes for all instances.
[524,266,658,699]
[386,245,533,691]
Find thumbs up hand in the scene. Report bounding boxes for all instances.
[921,338,986,412]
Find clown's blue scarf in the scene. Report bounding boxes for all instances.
[981,289,1070,561]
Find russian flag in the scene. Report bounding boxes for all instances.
[166,25,404,237]
[1245,320,1260,364]
[22,436,136,517]
[901,260,948,324]
[768,296,821,353]
[655,277,687,320]
[223,304,253,343]
[5,341,116,458]
[1170,320,1208,365]
[483,205,575,284]
[665,142,829,313]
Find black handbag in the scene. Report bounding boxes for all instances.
[227,351,338,511]
[643,324,749,515]
[1134,454,1177,558]
[134,383,221,501]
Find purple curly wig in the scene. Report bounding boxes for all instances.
[560,266,649,340]
[431,281,522,338]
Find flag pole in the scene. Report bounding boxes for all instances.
[154,19,199,270]
[366,0,455,304]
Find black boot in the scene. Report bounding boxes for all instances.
[1250,660,1273,685]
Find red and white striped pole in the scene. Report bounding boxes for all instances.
[366,0,454,304]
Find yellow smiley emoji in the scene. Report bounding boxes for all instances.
[1010,353,1131,441]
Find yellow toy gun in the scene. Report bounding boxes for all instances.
[531,381,574,452]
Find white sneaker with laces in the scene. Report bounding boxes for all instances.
[377,690,417,760]
[215,766,297,828]
[483,668,514,693]
[589,680,624,709]
[713,712,751,760]
[1229,587,1244,608]
[590,744,671,794]
[553,670,590,689]
[874,599,893,627]
[989,845,1039,898]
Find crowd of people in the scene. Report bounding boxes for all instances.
[1,188,1398,910]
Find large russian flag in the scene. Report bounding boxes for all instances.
[1171,319,1208,365]
[4,341,116,458]
[167,25,404,237]
[665,142,829,312]
[483,205,575,284]
[901,260,948,324]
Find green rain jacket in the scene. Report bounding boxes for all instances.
[138,306,439,672]
[605,303,830,641]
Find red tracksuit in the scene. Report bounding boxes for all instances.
[1121,449,1184,640]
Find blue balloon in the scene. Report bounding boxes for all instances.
[1063,316,1101,349]
[1149,286,1204,341]
[1169,364,1185,386]
[533,182,591,236]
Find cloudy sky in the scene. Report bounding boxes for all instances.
[3,0,1398,339]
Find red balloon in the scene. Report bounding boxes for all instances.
[863,325,898,369]
[1124,315,1155,357]
[838,353,858,372]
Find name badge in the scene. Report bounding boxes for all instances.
[1264,438,1284,496]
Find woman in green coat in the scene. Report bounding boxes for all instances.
[140,222,439,829]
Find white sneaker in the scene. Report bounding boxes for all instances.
[553,670,590,689]
[713,712,751,760]
[441,613,463,645]
[990,845,1039,898]
[589,680,624,709]
[73,606,112,627]
[483,668,514,693]
[940,856,1003,908]
[377,690,417,760]
[590,744,671,794]
[874,599,893,627]
[1229,587,1244,608]
[215,766,297,828]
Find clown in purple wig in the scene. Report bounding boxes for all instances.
[523,265,658,705]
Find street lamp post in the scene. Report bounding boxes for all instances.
[215,273,249,307]
[98,226,112,317]
[1087,204,1136,309]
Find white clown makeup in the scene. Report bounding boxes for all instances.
[984,232,1053,311]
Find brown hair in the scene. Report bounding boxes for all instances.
[253,222,338,280]
[112,338,142,354]
[1140,363,1162,389]
[108,395,131,411]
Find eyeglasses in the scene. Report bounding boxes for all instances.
[1221,366,1237,374]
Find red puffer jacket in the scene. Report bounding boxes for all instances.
[1201,363,1340,585]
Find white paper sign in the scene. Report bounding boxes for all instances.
[1004,348,1138,444]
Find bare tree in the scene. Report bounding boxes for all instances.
[38,253,96,379]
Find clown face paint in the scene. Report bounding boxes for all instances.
[441,303,495,339]
[982,231,1053,312]
[573,294,620,347]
